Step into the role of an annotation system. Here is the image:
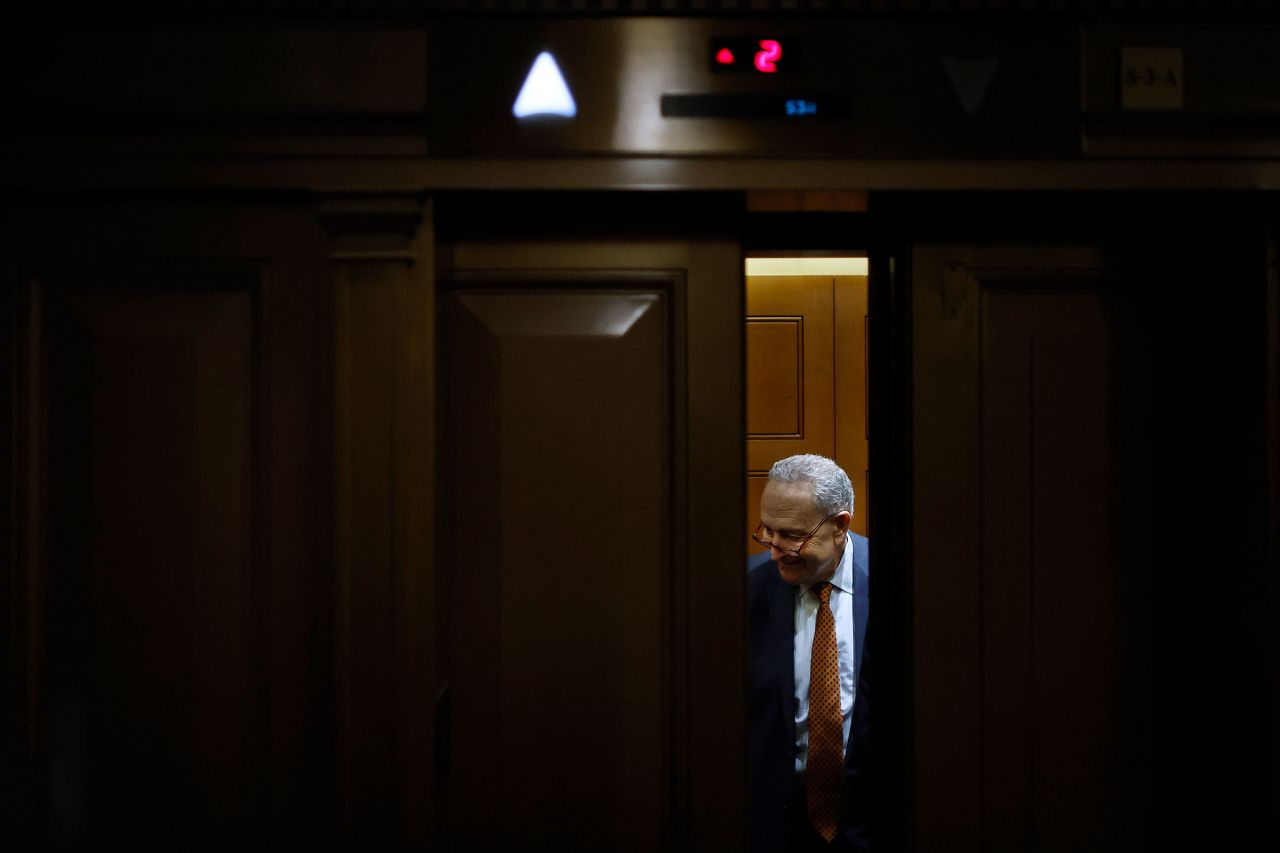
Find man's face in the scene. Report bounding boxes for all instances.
[758,480,850,588]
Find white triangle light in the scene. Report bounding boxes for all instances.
[513,52,577,119]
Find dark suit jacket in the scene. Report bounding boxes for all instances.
[747,534,870,852]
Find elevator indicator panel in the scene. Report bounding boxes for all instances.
[661,94,849,119]
[709,38,801,73]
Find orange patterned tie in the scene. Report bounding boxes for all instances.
[807,582,842,843]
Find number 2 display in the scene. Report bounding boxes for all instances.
[710,37,799,73]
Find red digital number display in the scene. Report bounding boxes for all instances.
[710,38,800,73]
[754,40,782,73]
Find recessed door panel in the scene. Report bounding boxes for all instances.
[911,206,1272,853]
[442,282,672,852]
[745,273,868,547]
[42,284,255,848]
[8,202,333,851]
[746,275,835,469]
[981,290,1119,852]
[436,202,744,851]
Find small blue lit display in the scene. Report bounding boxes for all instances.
[785,99,818,116]
[660,94,851,119]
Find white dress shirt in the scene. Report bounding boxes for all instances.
[792,531,857,774]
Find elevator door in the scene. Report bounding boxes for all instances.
[436,207,744,852]
[6,201,335,850]
[909,198,1273,852]
[442,278,672,852]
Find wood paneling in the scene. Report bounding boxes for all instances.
[6,203,334,850]
[437,205,744,851]
[981,293,1118,851]
[911,209,1274,853]
[745,273,868,546]
[442,281,672,852]
[745,276,834,471]
[328,195,436,850]
[834,276,870,535]
[911,247,985,851]
[41,282,257,848]
[912,248,1140,851]
[746,318,803,437]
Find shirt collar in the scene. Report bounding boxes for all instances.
[804,531,854,597]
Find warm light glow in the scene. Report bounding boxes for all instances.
[513,52,577,119]
[745,257,868,276]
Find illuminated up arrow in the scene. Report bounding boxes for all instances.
[513,51,577,119]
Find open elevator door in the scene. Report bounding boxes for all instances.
[903,193,1274,853]
[432,194,744,852]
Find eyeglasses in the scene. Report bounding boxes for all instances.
[751,513,837,557]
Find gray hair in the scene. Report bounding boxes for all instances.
[767,454,855,516]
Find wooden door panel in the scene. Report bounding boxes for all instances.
[41,282,257,847]
[442,282,674,852]
[910,219,1272,852]
[8,203,333,850]
[745,274,869,544]
[981,291,1118,851]
[745,275,834,471]
[911,248,1138,852]
[746,318,803,437]
[438,211,744,852]
[834,276,870,538]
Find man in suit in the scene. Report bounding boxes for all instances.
[748,454,870,852]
